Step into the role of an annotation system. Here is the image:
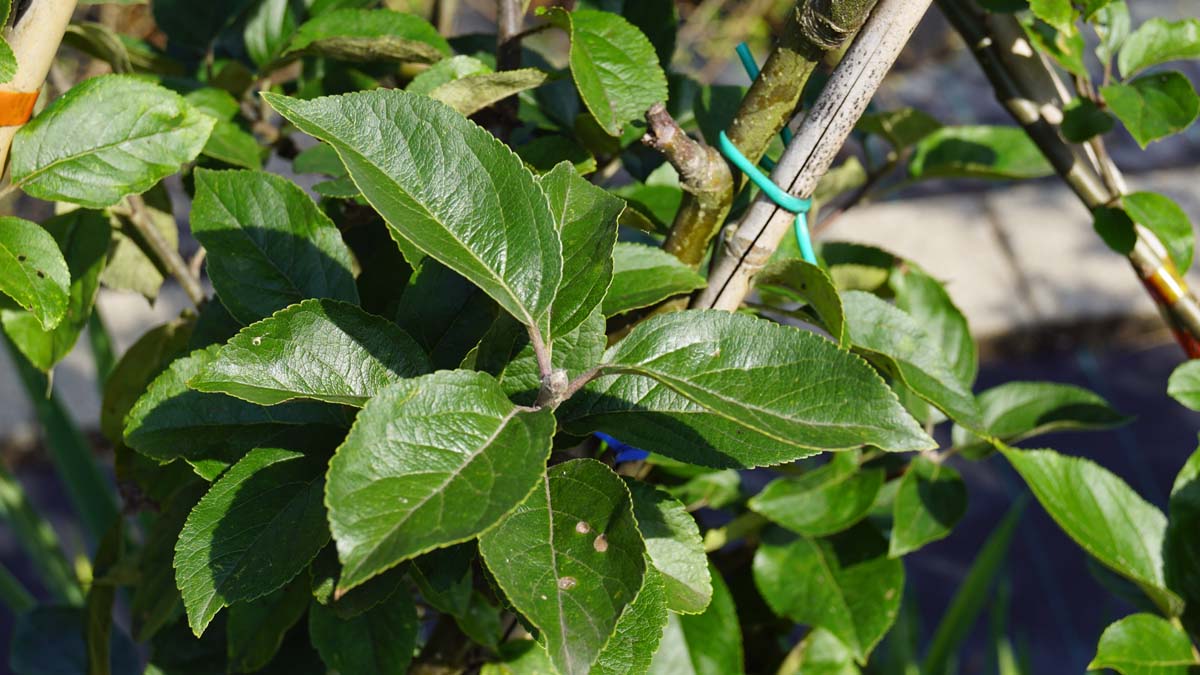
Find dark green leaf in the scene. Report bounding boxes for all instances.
[539,161,623,337]
[226,579,310,673]
[2,210,108,369]
[647,563,744,675]
[542,8,668,136]
[1102,71,1200,148]
[909,126,1054,180]
[516,136,598,175]
[476,308,606,406]
[11,75,213,208]
[1093,205,1138,254]
[264,89,562,340]
[603,243,705,316]
[395,259,498,370]
[190,299,430,407]
[285,9,451,63]
[627,480,711,614]
[842,291,982,430]
[191,168,358,323]
[754,524,904,664]
[411,544,474,617]
[1001,446,1181,615]
[1088,613,1198,674]
[1168,361,1200,410]
[561,310,934,468]
[0,216,70,331]
[131,483,204,642]
[757,259,847,346]
[482,640,558,674]
[951,381,1128,456]
[1061,97,1115,142]
[889,456,966,557]
[308,546,408,619]
[100,315,194,444]
[593,567,670,675]
[749,456,884,538]
[1166,446,1200,640]
[1123,191,1193,272]
[1118,18,1200,78]
[124,345,345,467]
[479,459,646,675]
[174,447,330,636]
[327,370,555,592]
[309,592,419,675]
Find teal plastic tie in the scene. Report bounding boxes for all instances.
[718,131,815,265]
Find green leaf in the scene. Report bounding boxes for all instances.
[755,524,902,664]
[285,9,450,63]
[542,8,668,136]
[243,0,300,68]
[100,196,176,302]
[539,161,623,337]
[124,345,345,467]
[1088,613,1199,674]
[1118,18,1200,78]
[1029,0,1076,34]
[842,291,983,430]
[626,480,711,614]
[309,592,419,675]
[174,446,330,636]
[1168,361,1200,410]
[757,259,848,347]
[328,370,555,592]
[0,216,70,331]
[749,456,884,538]
[1093,1,1131,66]
[100,316,194,444]
[647,564,744,675]
[889,456,967,557]
[778,629,860,675]
[1123,191,1194,272]
[951,381,1128,456]
[226,579,310,673]
[479,459,646,675]
[1102,71,1200,148]
[430,69,552,116]
[264,89,562,340]
[603,242,705,316]
[1023,17,1088,75]
[856,108,942,151]
[308,546,409,619]
[191,169,358,324]
[517,136,598,175]
[190,299,430,407]
[410,544,474,617]
[1061,97,1115,142]
[483,640,559,675]
[1093,205,1138,254]
[1001,446,1181,615]
[2,211,107,368]
[1166,446,1200,639]
[11,75,213,208]
[561,310,934,468]
[407,54,493,94]
[395,259,498,370]
[923,501,1023,675]
[909,125,1054,180]
[593,567,670,675]
[131,483,203,642]
[890,266,977,387]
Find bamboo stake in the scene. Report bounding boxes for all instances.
[0,0,77,172]
[695,0,933,311]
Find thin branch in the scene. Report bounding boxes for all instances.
[126,195,206,308]
[695,0,934,311]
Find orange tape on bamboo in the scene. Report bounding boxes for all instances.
[0,90,39,126]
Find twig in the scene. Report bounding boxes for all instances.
[494,0,523,132]
[0,0,78,173]
[695,0,934,311]
[125,195,206,308]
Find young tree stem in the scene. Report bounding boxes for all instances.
[126,195,207,308]
[695,0,933,311]
[937,0,1200,355]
